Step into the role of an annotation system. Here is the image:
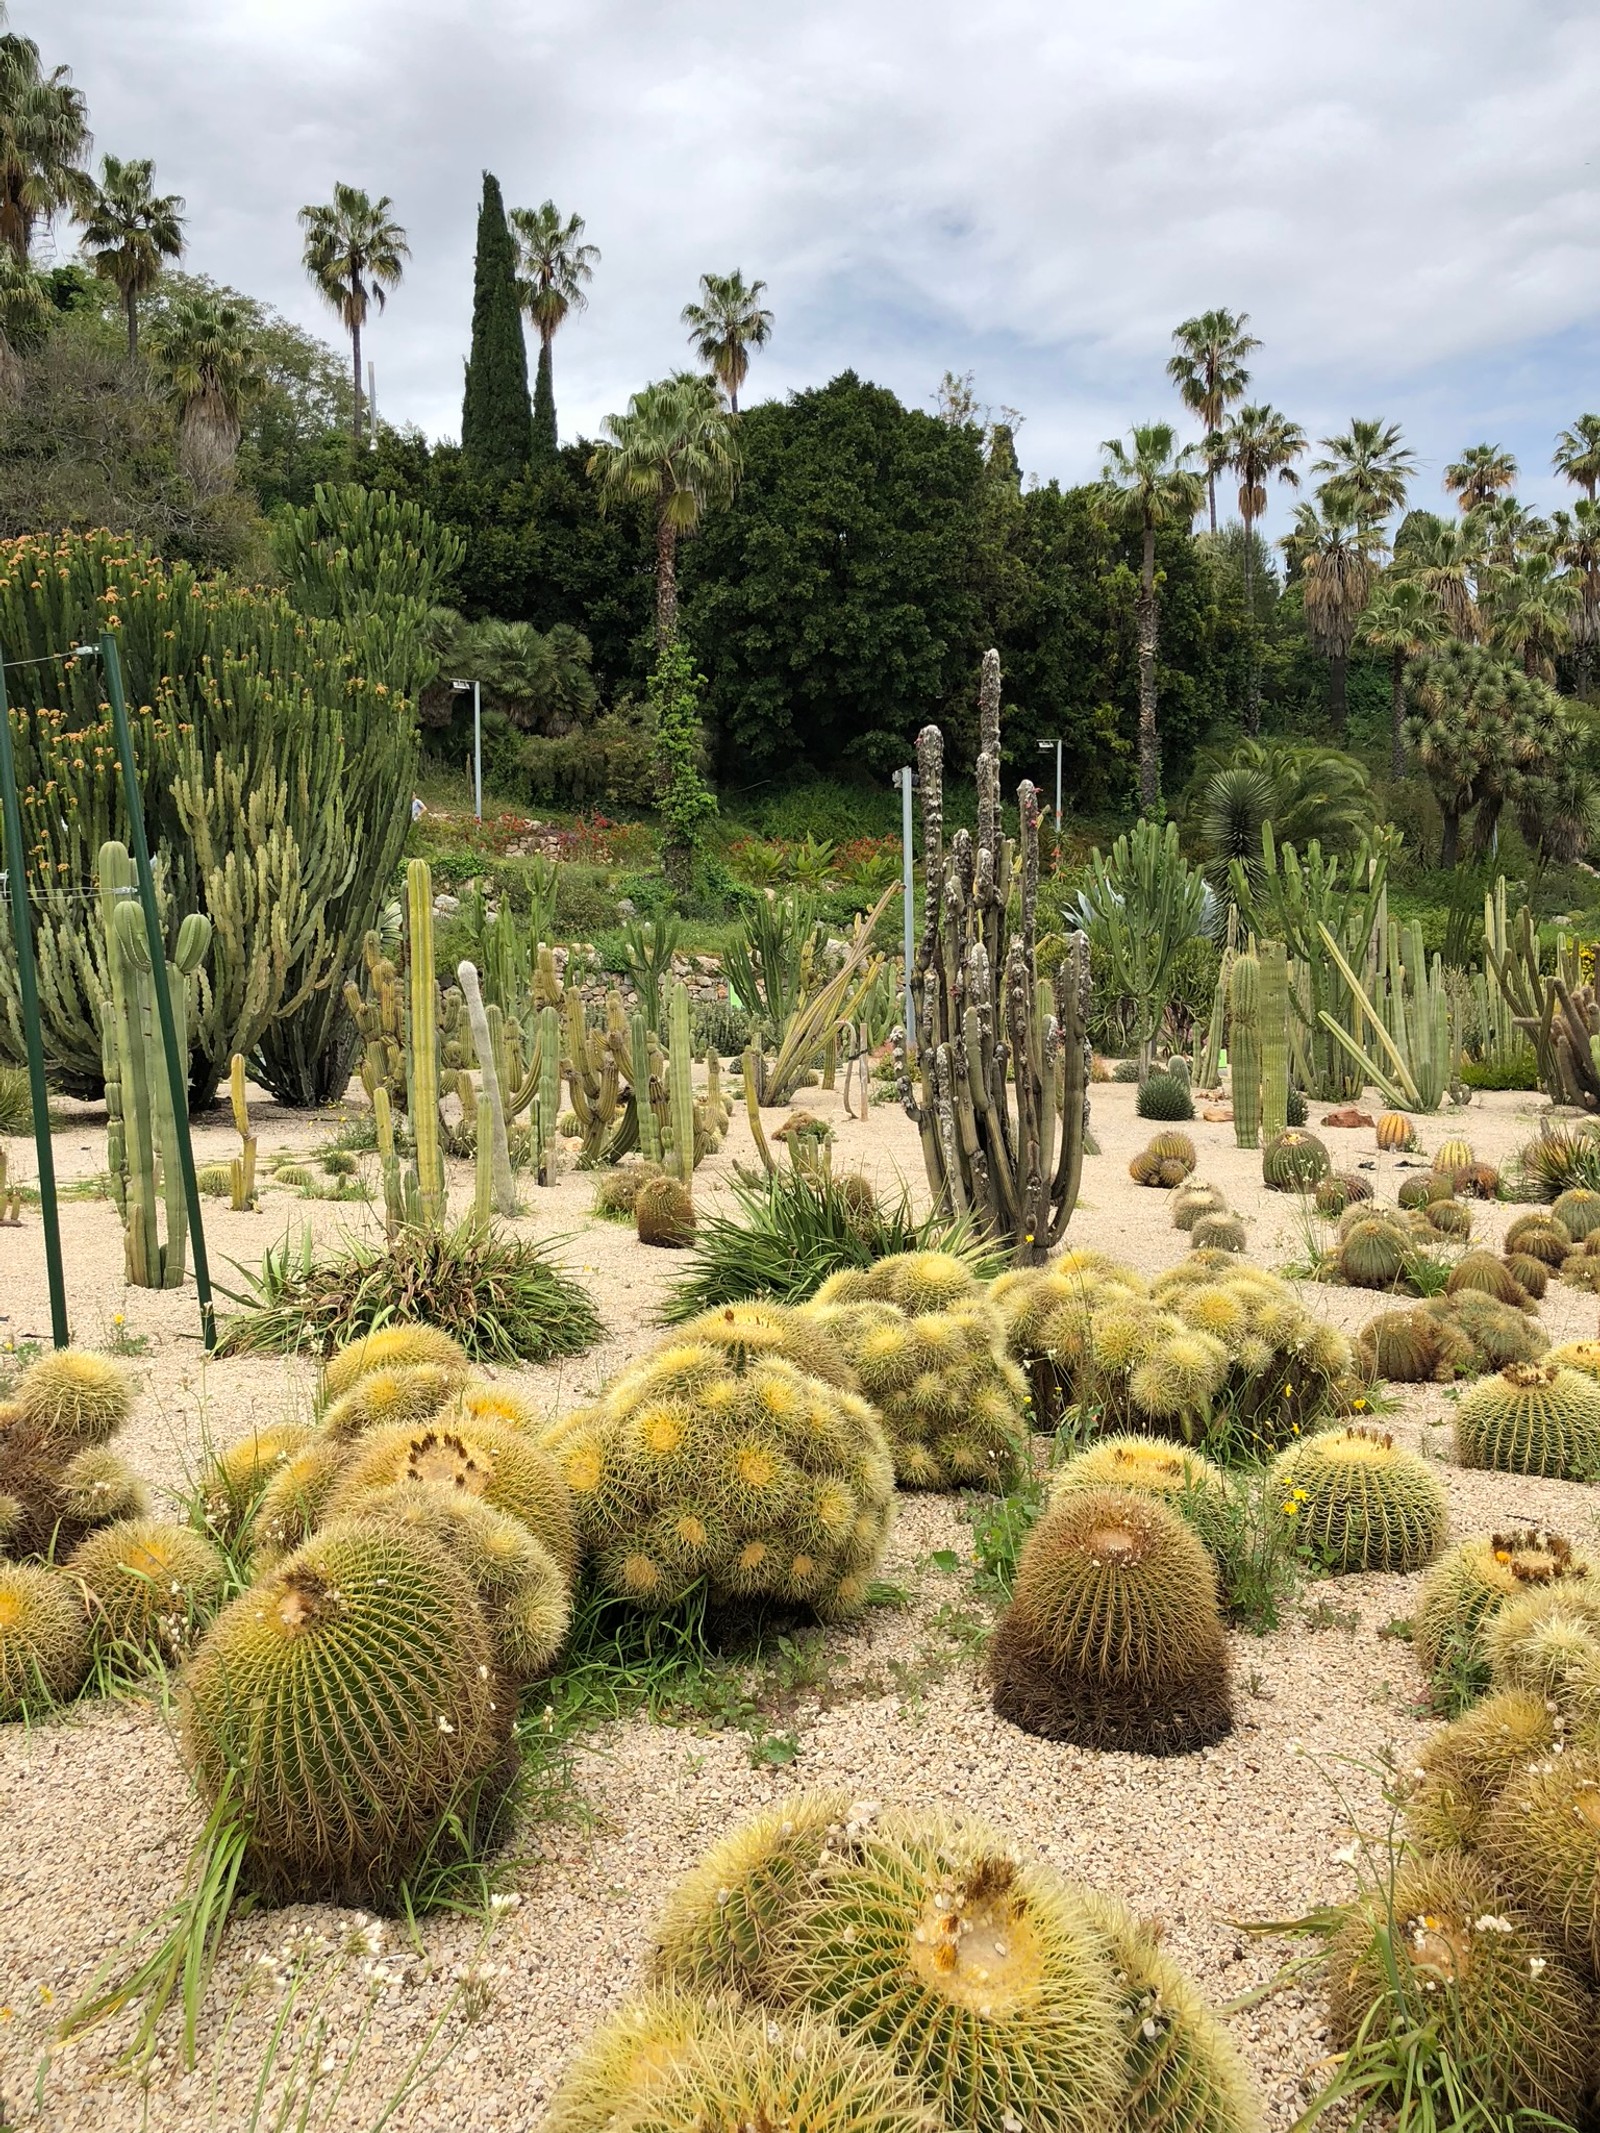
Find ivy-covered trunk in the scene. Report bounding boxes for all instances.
[1136,522,1160,811]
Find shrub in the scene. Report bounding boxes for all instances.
[1270,1427,1447,1572]
[1454,1363,1600,1479]
[0,1561,92,1718]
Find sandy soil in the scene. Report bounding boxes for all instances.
[2,1074,1598,2132]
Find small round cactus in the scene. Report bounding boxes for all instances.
[1356,1308,1466,1385]
[327,1414,578,1581]
[1171,1181,1227,1233]
[1398,1170,1453,1210]
[195,1163,233,1196]
[1315,1171,1372,1218]
[199,1423,316,1542]
[1445,1250,1533,1310]
[1424,1291,1548,1372]
[0,1561,91,1719]
[1455,1362,1600,1480]
[1482,1747,1600,1975]
[251,1438,351,1563]
[593,1162,662,1219]
[1336,1214,1411,1289]
[1548,1338,1600,1381]
[1423,1198,1472,1239]
[271,1163,315,1188]
[1326,1852,1593,2123]
[1503,1250,1549,1299]
[1050,1436,1229,1553]
[1551,1187,1600,1241]
[1404,1688,1557,1856]
[1189,1212,1247,1254]
[322,1327,470,1404]
[1450,1160,1500,1200]
[320,1363,461,1441]
[1375,1111,1417,1151]
[14,1350,133,1443]
[182,1518,511,1902]
[1434,1136,1475,1175]
[1148,1128,1197,1171]
[1484,1583,1600,1722]
[1505,1213,1572,1266]
[675,1302,857,1392]
[1414,1529,1590,1700]
[1270,1427,1447,1573]
[636,1176,696,1247]
[991,1487,1232,1753]
[1137,1072,1195,1122]
[69,1518,227,1664]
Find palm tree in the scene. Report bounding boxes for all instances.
[682,271,774,415]
[1485,550,1579,681]
[1283,493,1382,735]
[151,291,262,492]
[298,183,408,447]
[1166,308,1259,531]
[0,26,93,262]
[1096,423,1206,809]
[1215,402,1306,730]
[1358,574,1444,777]
[1550,501,1600,696]
[1311,419,1416,525]
[0,240,45,399]
[79,154,185,356]
[1444,442,1518,514]
[1391,510,1482,639]
[589,372,740,649]
[509,199,599,448]
[1553,415,1600,503]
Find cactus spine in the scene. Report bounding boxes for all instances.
[404,859,446,1225]
[667,981,695,1186]
[1259,940,1289,1141]
[1228,950,1261,1149]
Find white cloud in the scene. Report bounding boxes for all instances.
[41,0,1600,517]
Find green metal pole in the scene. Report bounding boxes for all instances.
[100,632,216,1351]
[0,650,70,1347]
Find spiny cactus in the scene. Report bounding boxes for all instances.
[0,1379,147,1561]
[1414,1530,1590,1702]
[768,1805,1127,2133]
[322,1326,470,1404]
[1445,1250,1534,1310]
[454,1382,543,1434]
[549,1341,894,1620]
[991,1487,1232,1753]
[1050,1436,1229,1554]
[1334,1214,1411,1289]
[320,1362,461,1441]
[1434,1136,1475,1174]
[199,1423,316,1544]
[1398,1170,1454,1210]
[182,1518,511,1902]
[1315,1171,1372,1218]
[592,1162,663,1219]
[1505,1213,1573,1266]
[1271,1427,1447,1572]
[13,1350,133,1443]
[361,1484,570,1680]
[1551,1187,1600,1241]
[1423,1290,1549,1372]
[637,1175,696,1248]
[195,1164,233,1197]
[1423,1198,1470,1241]
[1482,1747,1600,1975]
[1137,1072,1194,1122]
[1375,1111,1417,1151]
[1356,1308,1470,1385]
[1485,1583,1600,1723]
[1261,1129,1330,1192]
[68,1518,227,1664]
[1548,1338,1600,1381]
[1171,1181,1227,1233]
[251,1438,351,1563]
[0,1561,92,1719]
[1503,1250,1549,1299]
[1455,1362,1600,1480]
[1404,1688,1558,1855]
[1148,1129,1197,1170]
[674,1303,858,1393]
[1449,1160,1500,1201]
[1228,949,1262,1151]
[1190,1212,1247,1254]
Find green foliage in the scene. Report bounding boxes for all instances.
[1271,1426,1447,1572]
[1192,738,1375,885]
[648,637,717,887]
[461,173,532,481]
[1406,641,1586,867]
[1078,819,1206,1057]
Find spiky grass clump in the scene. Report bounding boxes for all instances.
[320,1363,462,1441]
[1413,1530,1590,1703]
[1270,1428,1447,1573]
[69,1519,227,1664]
[1403,1688,1557,1855]
[1455,1362,1600,1480]
[1190,1212,1247,1254]
[1375,1111,1418,1151]
[322,1326,471,1403]
[550,1341,895,1620]
[1316,1172,1372,1218]
[1355,1309,1470,1385]
[1326,1851,1594,2123]
[1137,1072,1195,1122]
[14,1350,133,1443]
[198,1424,316,1545]
[1505,1213,1573,1266]
[991,1487,1232,1753]
[1172,1182,1227,1233]
[182,1518,511,1903]
[1445,1251,1533,1310]
[637,1177,696,1248]
[1482,1748,1600,1976]
[218,1222,602,1365]
[0,1561,91,1718]
[1423,1291,1548,1373]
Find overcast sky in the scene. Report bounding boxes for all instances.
[41,0,1600,525]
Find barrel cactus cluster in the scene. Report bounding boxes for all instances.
[0,1350,146,1561]
[1453,1361,1600,1480]
[1129,1130,1199,1188]
[1414,1529,1592,1707]
[538,1794,1262,2133]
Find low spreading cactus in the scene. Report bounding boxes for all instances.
[69,1518,227,1664]
[1414,1529,1590,1701]
[991,1487,1232,1753]
[1404,1688,1557,1855]
[1423,1291,1548,1372]
[1482,1747,1600,1975]
[1271,1427,1447,1573]
[0,1561,91,1719]
[1171,1182,1227,1233]
[1454,1362,1600,1480]
[322,1326,470,1404]
[182,1518,511,1902]
[1445,1250,1534,1310]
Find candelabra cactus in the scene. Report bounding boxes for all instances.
[897,651,1090,1264]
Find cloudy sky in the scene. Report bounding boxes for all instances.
[41,0,1600,523]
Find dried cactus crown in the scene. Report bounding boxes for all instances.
[1491,1529,1586,1584]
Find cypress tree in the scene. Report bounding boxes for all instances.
[532,338,557,464]
[461,172,532,480]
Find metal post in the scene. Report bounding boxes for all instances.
[1039,738,1063,835]
[100,633,216,1351]
[474,678,482,823]
[893,766,916,1050]
[0,652,69,1346]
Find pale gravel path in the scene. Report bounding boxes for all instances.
[2,1081,1598,2129]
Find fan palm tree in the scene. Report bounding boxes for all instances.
[1196,737,1373,894]
[682,271,774,413]
[1311,418,1416,525]
[150,290,262,492]
[1096,423,1206,809]
[1358,573,1445,777]
[298,183,408,447]
[1553,415,1600,503]
[510,199,598,448]
[0,240,46,399]
[589,372,740,649]
[1283,493,1382,735]
[1215,402,1306,730]
[1549,501,1600,696]
[1166,308,1258,531]
[1484,550,1580,682]
[0,26,93,262]
[1391,510,1482,640]
[1443,442,1518,516]
[79,154,185,356]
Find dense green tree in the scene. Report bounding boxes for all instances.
[462,171,532,481]
[1484,549,1579,680]
[299,183,407,448]
[1444,441,1518,514]
[1553,415,1600,502]
[1358,572,1445,775]
[1550,501,1600,697]
[1283,494,1382,734]
[0,25,92,261]
[510,199,597,461]
[0,242,45,393]
[1215,401,1305,729]
[1312,418,1415,525]
[682,270,774,413]
[1166,308,1257,531]
[590,371,738,650]
[1392,509,1481,638]
[79,154,185,356]
[1405,641,1584,866]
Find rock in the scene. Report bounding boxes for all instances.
[1201,1105,1233,1122]
[1321,1106,1375,1128]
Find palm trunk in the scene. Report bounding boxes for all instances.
[1328,649,1349,737]
[351,315,363,449]
[1137,522,1159,812]
[1390,651,1407,779]
[1440,807,1461,870]
[125,287,138,360]
[1207,470,1216,536]
[655,510,679,651]
[1242,510,1261,734]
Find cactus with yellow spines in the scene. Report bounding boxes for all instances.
[68,1518,227,1664]
[1190,1211,1247,1253]
[1552,1187,1600,1240]
[15,1350,133,1443]
[0,1561,92,1718]
[1503,1248,1548,1297]
[1485,1582,1600,1723]
[1171,1181,1227,1233]
[182,1518,511,1902]
[1355,1307,1473,1384]
[1482,1747,1600,1975]
[1455,1362,1600,1479]
[991,1487,1232,1752]
[1403,1688,1558,1856]
[1270,1427,1447,1572]
[1424,1290,1548,1372]
[1414,1529,1590,1701]
[319,1362,461,1441]
[321,1325,471,1404]
[0,1351,146,1558]
[198,1423,314,1544]
[1049,1435,1230,1553]
[675,1302,858,1392]
[250,1437,350,1564]
[360,1484,570,1679]
[1375,1110,1417,1151]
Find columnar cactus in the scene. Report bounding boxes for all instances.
[666,981,696,1187]
[227,1053,257,1211]
[1228,950,1262,1150]
[1258,940,1290,1141]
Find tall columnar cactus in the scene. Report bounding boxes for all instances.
[535,1003,562,1186]
[630,1009,662,1163]
[457,961,515,1215]
[1228,950,1261,1149]
[1258,940,1290,1140]
[898,651,1090,1264]
[404,859,446,1225]
[98,841,212,1289]
[1317,914,1457,1112]
[227,1052,256,1211]
[666,981,696,1186]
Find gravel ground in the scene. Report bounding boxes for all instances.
[2,1076,1598,2131]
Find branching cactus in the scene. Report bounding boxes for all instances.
[1259,940,1290,1140]
[897,650,1090,1264]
